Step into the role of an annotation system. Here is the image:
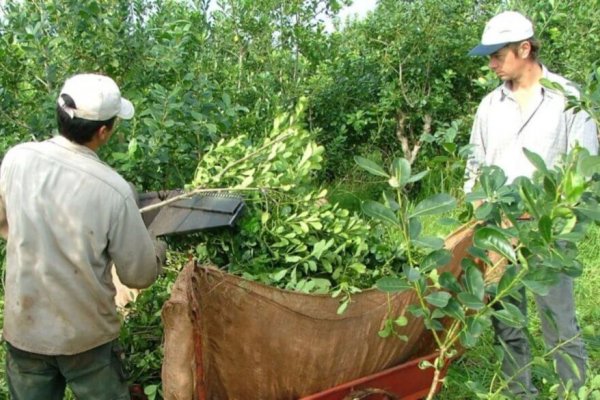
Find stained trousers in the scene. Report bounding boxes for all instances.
[492,273,587,399]
[5,339,130,400]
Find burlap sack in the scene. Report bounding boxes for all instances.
[161,224,475,400]
[161,264,196,400]
[483,251,509,284]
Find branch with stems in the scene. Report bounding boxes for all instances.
[490,331,584,397]
[139,130,294,214]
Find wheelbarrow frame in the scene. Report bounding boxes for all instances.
[300,351,449,400]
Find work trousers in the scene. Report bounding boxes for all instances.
[5,339,130,400]
[492,273,587,399]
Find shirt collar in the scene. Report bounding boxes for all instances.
[48,135,100,160]
[498,63,554,101]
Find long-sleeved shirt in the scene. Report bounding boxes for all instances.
[464,65,598,193]
[0,135,160,355]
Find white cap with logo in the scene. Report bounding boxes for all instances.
[469,11,534,56]
[58,73,135,121]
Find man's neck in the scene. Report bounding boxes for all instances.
[508,61,543,92]
[83,140,100,153]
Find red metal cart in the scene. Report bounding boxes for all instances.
[301,352,447,400]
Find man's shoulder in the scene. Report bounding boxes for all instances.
[4,139,132,200]
[74,158,132,201]
[477,86,504,111]
[2,141,43,168]
[4,140,40,156]
[543,68,581,98]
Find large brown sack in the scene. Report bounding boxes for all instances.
[161,224,475,400]
[161,264,196,400]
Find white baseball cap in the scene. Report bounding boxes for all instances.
[469,11,534,56]
[58,73,135,121]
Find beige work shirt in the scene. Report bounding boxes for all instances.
[0,135,160,355]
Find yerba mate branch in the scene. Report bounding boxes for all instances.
[139,131,293,214]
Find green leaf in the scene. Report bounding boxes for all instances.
[271,269,288,282]
[285,255,302,263]
[391,157,411,186]
[473,227,516,264]
[558,351,582,381]
[463,260,485,301]
[362,201,398,225]
[458,292,485,310]
[425,291,451,308]
[337,298,350,315]
[493,302,526,328]
[577,154,600,177]
[459,317,487,348]
[378,324,392,338]
[409,193,457,218]
[497,265,518,296]
[441,298,465,321]
[564,170,586,203]
[459,330,477,348]
[349,262,367,274]
[408,218,422,240]
[474,202,494,220]
[354,156,388,177]
[310,239,334,260]
[408,305,430,319]
[439,272,462,293]
[523,148,549,175]
[424,318,444,331]
[376,276,410,293]
[522,270,560,296]
[421,249,452,271]
[574,203,600,221]
[543,176,557,196]
[404,266,422,282]
[394,315,408,327]
[468,246,492,267]
[388,177,400,188]
[538,215,553,243]
[406,169,429,184]
[443,142,457,152]
[479,166,507,194]
[518,179,541,220]
[412,236,444,250]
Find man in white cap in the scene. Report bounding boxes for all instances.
[0,73,165,399]
[464,11,597,399]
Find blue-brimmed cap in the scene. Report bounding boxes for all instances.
[469,11,534,56]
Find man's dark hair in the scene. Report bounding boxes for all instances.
[507,37,541,61]
[56,94,116,145]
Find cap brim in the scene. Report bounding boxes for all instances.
[468,42,507,56]
[118,98,135,120]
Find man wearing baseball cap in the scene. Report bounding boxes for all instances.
[0,73,165,399]
[464,11,597,398]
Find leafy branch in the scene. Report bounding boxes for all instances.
[139,130,293,214]
[359,146,600,400]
